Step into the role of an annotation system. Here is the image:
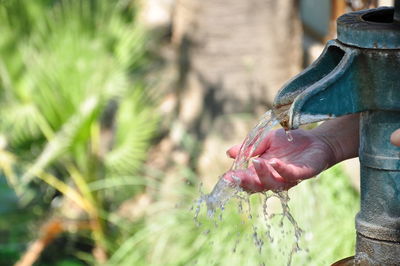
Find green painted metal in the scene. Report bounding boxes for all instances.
[275,40,400,129]
[337,7,400,49]
[273,4,400,264]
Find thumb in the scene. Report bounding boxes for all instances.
[226,144,241,159]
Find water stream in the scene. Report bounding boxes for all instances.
[194,110,304,266]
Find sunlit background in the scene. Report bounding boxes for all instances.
[0,0,392,265]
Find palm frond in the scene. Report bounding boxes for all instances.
[21,96,102,185]
[105,88,158,176]
[0,0,158,264]
[0,103,45,148]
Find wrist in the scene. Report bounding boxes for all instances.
[309,114,360,166]
[310,129,343,167]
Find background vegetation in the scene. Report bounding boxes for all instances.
[0,0,359,265]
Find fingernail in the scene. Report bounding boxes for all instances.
[252,158,261,167]
[231,175,241,185]
[268,159,277,166]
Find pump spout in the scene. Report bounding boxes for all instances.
[273,41,360,129]
[274,36,400,130]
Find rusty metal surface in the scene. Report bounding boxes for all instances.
[356,233,400,266]
[356,111,400,244]
[359,111,400,170]
[337,7,400,49]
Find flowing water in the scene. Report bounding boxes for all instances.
[194,110,304,266]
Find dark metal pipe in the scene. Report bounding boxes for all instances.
[356,111,400,265]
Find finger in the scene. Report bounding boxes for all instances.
[226,144,241,159]
[267,158,300,182]
[226,132,272,159]
[391,129,400,147]
[223,168,265,193]
[253,158,296,191]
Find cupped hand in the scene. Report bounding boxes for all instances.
[224,128,336,193]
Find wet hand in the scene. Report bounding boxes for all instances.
[225,128,336,193]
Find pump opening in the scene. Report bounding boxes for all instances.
[324,45,345,66]
[273,44,345,128]
[275,44,345,103]
[362,9,394,23]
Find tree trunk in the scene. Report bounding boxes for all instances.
[170,0,302,187]
[173,0,302,137]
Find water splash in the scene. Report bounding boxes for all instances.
[285,130,294,142]
[232,110,281,170]
[274,191,303,266]
[203,177,241,218]
[196,110,280,219]
[194,109,303,266]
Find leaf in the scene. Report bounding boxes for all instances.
[21,96,102,185]
[105,89,158,175]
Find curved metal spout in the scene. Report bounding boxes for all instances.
[273,41,359,129]
[273,39,400,129]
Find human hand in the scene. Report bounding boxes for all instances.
[390,129,400,147]
[224,128,336,193]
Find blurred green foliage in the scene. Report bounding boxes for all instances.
[0,0,158,264]
[109,164,359,266]
[0,0,360,265]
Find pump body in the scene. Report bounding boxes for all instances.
[273,5,400,264]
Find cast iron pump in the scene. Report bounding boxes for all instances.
[273,2,400,264]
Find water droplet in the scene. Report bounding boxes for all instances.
[285,130,294,142]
